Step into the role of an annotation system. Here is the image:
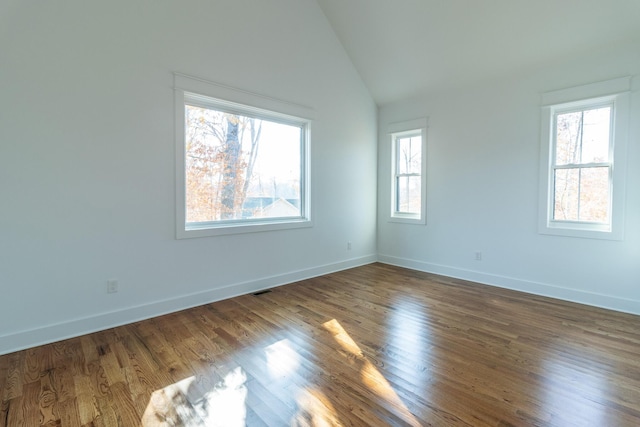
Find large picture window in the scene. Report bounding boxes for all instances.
[175,74,312,238]
[539,77,630,240]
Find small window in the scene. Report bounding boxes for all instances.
[175,74,312,238]
[539,77,630,240]
[389,118,427,224]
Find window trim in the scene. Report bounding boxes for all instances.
[538,77,630,240]
[388,118,428,225]
[174,73,313,239]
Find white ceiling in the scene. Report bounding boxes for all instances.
[316,0,640,106]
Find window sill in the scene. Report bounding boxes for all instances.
[538,222,622,241]
[389,214,426,225]
[177,218,313,239]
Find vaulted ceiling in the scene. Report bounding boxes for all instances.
[316,0,640,106]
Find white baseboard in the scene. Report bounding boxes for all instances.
[0,255,377,356]
[377,254,640,316]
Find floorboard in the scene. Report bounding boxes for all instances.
[1,263,640,426]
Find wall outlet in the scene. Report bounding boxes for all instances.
[107,279,118,294]
[347,241,352,250]
[474,251,482,261]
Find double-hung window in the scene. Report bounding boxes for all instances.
[389,118,427,224]
[175,74,312,238]
[539,77,630,240]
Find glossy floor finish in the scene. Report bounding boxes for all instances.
[2,263,640,426]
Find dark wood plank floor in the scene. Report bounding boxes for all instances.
[2,263,640,426]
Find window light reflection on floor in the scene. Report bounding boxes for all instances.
[293,387,342,426]
[322,318,422,426]
[540,354,608,426]
[266,338,343,425]
[142,320,422,425]
[389,298,432,376]
[142,367,247,427]
[265,338,300,380]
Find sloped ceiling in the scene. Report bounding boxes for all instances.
[316,0,640,106]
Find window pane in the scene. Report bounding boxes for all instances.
[555,111,582,166]
[396,176,421,214]
[555,107,611,166]
[397,136,421,174]
[554,169,579,221]
[554,167,610,223]
[185,105,302,223]
[579,167,609,223]
[581,107,610,163]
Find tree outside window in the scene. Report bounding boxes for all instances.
[552,105,612,224]
[185,105,303,224]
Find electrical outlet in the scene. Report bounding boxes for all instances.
[107,279,118,294]
[474,251,482,261]
[347,241,352,250]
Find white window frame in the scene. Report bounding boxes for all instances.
[538,77,630,240]
[389,118,428,224]
[174,73,313,239]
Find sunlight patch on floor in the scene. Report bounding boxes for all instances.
[142,367,247,426]
[322,318,422,426]
[293,387,341,427]
[265,338,300,380]
[265,338,346,425]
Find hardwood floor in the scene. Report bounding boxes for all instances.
[2,263,640,426]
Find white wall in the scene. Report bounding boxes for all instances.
[378,39,640,314]
[0,0,378,355]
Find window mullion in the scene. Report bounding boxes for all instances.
[554,162,610,169]
[577,167,582,221]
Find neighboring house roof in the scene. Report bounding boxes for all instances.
[260,198,299,218]
[242,197,299,218]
